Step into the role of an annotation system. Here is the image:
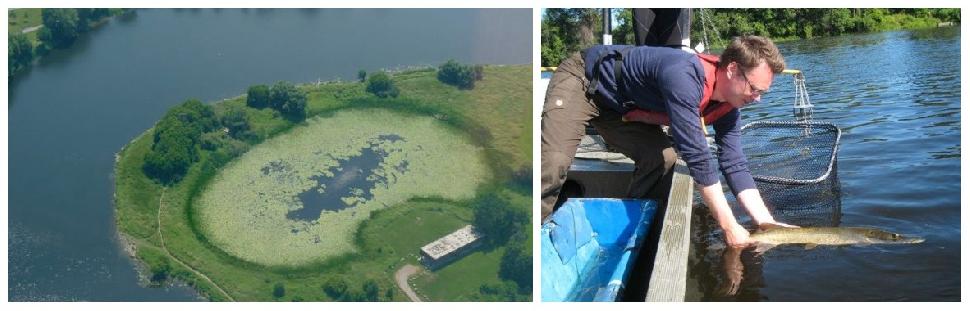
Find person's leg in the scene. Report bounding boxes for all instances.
[590,109,677,203]
[540,53,600,220]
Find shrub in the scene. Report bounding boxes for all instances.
[437,59,479,90]
[322,277,349,299]
[365,71,400,98]
[357,69,367,82]
[149,262,171,284]
[272,283,286,299]
[269,81,307,121]
[246,84,270,108]
[220,108,252,140]
[362,279,380,301]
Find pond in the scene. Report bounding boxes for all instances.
[196,109,489,267]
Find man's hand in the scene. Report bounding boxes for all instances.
[723,223,751,247]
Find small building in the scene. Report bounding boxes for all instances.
[419,225,483,269]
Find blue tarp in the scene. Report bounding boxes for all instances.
[541,198,658,302]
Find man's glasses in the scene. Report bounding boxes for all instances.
[739,69,769,96]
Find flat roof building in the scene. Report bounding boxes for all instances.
[420,225,483,268]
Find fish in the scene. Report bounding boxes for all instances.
[749,227,924,252]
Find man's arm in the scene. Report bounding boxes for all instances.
[699,182,750,246]
[712,111,797,235]
[654,61,752,245]
[737,188,799,229]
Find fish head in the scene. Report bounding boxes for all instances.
[859,228,925,244]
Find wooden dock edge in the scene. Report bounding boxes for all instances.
[645,159,693,302]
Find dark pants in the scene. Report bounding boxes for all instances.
[540,53,677,220]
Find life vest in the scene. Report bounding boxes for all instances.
[621,53,735,126]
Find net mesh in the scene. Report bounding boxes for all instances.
[740,121,843,226]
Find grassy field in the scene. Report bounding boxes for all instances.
[409,188,530,301]
[357,200,474,260]
[114,64,531,301]
[412,246,507,301]
[7,9,43,43]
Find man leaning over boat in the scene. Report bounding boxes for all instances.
[540,35,797,247]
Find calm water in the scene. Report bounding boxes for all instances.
[7,8,530,301]
[687,28,960,301]
[289,135,405,221]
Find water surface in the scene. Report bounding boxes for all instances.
[687,28,960,301]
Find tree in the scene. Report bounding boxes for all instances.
[220,108,251,140]
[437,59,477,89]
[365,71,400,98]
[322,277,349,300]
[541,9,603,66]
[357,69,367,82]
[472,191,528,245]
[143,131,195,184]
[40,8,80,48]
[148,261,171,284]
[8,34,34,76]
[499,227,532,292]
[362,280,380,301]
[143,99,218,184]
[269,81,307,121]
[246,84,270,108]
[153,99,218,144]
[272,283,286,299]
[610,9,635,45]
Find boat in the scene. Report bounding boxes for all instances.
[540,198,658,301]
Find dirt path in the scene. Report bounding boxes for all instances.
[394,264,423,302]
[158,189,235,301]
[21,25,42,34]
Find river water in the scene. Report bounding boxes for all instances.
[687,28,961,301]
[6,8,530,301]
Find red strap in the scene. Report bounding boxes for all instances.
[622,53,735,126]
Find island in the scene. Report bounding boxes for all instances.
[114,62,532,301]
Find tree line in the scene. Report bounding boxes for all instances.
[542,8,961,66]
[9,8,128,76]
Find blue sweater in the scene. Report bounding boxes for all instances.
[582,45,756,194]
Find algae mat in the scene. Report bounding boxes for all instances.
[196,109,489,266]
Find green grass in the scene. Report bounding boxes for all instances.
[412,246,508,301]
[114,130,162,242]
[396,66,532,171]
[357,200,473,262]
[114,65,532,301]
[7,9,43,43]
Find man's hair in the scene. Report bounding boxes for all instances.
[719,35,786,74]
